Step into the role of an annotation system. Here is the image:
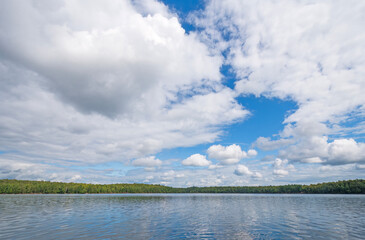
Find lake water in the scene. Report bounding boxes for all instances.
[0,194,364,239]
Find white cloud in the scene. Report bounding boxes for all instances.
[278,136,329,163]
[301,157,323,164]
[247,149,258,157]
[196,0,365,167]
[234,164,252,176]
[1,0,364,185]
[327,138,365,164]
[0,0,249,174]
[252,172,263,179]
[132,156,162,167]
[207,144,256,165]
[182,154,211,167]
[273,158,295,176]
[273,169,289,176]
[234,164,262,178]
[0,149,361,187]
[208,164,222,170]
[255,137,295,151]
[0,158,84,183]
[0,0,223,118]
[280,137,365,165]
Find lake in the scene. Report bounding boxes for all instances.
[0,194,364,239]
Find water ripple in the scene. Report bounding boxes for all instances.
[0,194,364,239]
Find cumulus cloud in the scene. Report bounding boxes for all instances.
[0,157,85,183]
[207,144,257,165]
[273,169,289,176]
[252,172,263,179]
[234,164,262,178]
[132,156,162,167]
[280,137,365,165]
[327,139,365,164]
[0,0,223,118]
[182,154,211,167]
[195,0,365,167]
[247,149,258,157]
[0,0,249,178]
[234,164,252,176]
[273,158,295,176]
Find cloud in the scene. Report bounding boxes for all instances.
[273,158,295,176]
[327,139,365,164]
[234,164,252,176]
[356,164,365,170]
[182,154,211,167]
[207,144,256,165]
[234,164,262,178]
[0,0,249,173]
[252,172,263,179]
[195,0,365,166]
[255,137,295,151]
[273,169,289,176]
[280,137,365,165]
[247,149,258,157]
[0,0,224,118]
[1,0,364,186]
[0,158,85,183]
[301,157,323,164]
[208,164,222,170]
[132,156,162,167]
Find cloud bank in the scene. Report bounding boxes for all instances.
[196,0,365,166]
[1,0,364,185]
[0,0,248,182]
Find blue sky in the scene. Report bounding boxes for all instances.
[0,0,364,186]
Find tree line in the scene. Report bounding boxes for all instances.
[0,179,364,194]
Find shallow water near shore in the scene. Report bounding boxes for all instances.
[0,194,364,239]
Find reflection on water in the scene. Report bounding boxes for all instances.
[0,194,364,239]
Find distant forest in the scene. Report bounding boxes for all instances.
[0,179,364,194]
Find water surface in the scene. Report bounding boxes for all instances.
[0,194,364,239]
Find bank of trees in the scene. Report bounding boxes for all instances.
[184,179,365,194]
[0,179,364,194]
[0,179,178,194]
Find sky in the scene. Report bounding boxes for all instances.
[0,0,364,187]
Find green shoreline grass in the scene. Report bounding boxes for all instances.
[1,179,364,194]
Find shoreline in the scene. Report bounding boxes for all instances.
[1,179,364,194]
